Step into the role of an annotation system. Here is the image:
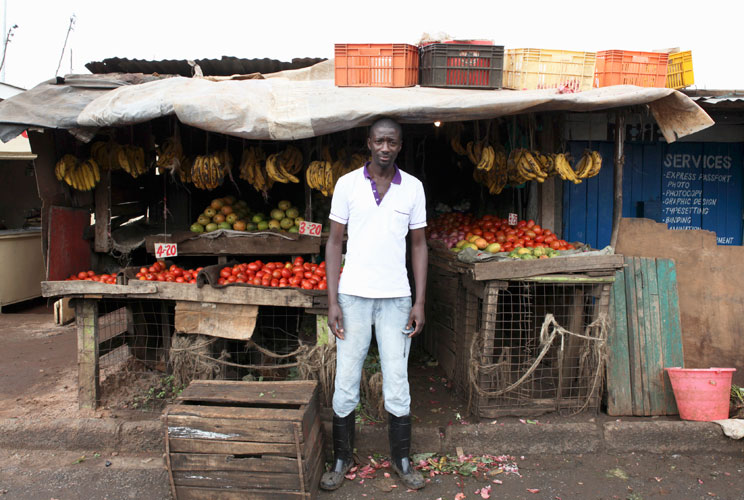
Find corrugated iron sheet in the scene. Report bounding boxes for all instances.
[85,56,327,77]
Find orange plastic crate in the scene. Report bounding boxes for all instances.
[334,44,418,88]
[594,50,669,88]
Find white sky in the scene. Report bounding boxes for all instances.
[2,0,743,90]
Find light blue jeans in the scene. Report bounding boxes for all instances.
[332,293,413,418]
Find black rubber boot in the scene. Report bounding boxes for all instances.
[319,411,355,491]
[388,413,425,490]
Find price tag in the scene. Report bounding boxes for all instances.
[154,242,178,258]
[508,213,518,226]
[298,221,322,237]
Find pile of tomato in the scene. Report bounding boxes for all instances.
[218,257,328,290]
[427,212,576,253]
[135,261,201,283]
[66,270,118,284]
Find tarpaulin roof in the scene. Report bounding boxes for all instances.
[0,61,713,144]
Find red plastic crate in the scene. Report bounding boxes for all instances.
[334,44,418,88]
[419,43,503,89]
[594,50,669,88]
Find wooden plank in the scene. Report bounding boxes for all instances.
[656,259,684,414]
[173,470,303,491]
[471,254,625,281]
[560,287,585,397]
[174,486,307,500]
[167,405,307,423]
[477,283,500,402]
[169,453,301,474]
[126,280,316,308]
[42,281,157,297]
[641,257,665,415]
[94,169,112,253]
[517,275,616,284]
[623,257,645,416]
[632,257,652,415]
[178,380,317,406]
[166,415,301,444]
[75,299,99,410]
[168,438,298,456]
[607,268,633,415]
[145,232,320,256]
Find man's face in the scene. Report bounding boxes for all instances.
[367,125,402,170]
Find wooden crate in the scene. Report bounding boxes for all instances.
[164,380,324,500]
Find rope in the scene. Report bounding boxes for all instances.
[467,312,609,415]
[297,343,336,408]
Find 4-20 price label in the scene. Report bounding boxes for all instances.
[298,221,322,237]
[154,242,178,258]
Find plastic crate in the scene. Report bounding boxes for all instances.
[503,48,596,91]
[419,43,504,89]
[334,43,418,87]
[594,50,669,88]
[666,50,694,89]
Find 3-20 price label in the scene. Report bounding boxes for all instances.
[298,221,322,237]
[508,213,518,226]
[154,242,178,258]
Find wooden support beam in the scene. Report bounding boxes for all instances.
[75,299,99,409]
[610,112,626,249]
[94,169,112,252]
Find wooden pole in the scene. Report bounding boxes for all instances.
[610,112,626,249]
[75,298,99,409]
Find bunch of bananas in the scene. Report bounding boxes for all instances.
[192,150,232,190]
[446,123,469,157]
[265,144,303,184]
[507,149,551,184]
[552,153,581,184]
[472,146,509,195]
[156,135,191,181]
[573,150,602,179]
[55,154,100,191]
[306,147,367,196]
[239,146,272,192]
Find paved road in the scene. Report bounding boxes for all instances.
[1,449,741,500]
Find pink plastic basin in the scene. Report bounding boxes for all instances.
[665,367,736,421]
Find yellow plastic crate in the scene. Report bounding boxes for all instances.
[503,48,596,91]
[666,50,694,89]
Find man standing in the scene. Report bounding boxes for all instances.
[320,117,428,491]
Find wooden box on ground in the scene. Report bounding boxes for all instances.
[164,380,324,500]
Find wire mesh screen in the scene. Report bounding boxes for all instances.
[467,280,610,417]
[94,298,317,411]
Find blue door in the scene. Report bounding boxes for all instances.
[563,142,743,248]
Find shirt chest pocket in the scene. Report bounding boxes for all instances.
[387,207,410,238]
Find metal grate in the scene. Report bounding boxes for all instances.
[466,280,610,417]
[92,298,316,411]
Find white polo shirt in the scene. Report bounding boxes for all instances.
[329,164,427,298]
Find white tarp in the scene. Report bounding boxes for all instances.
[77,75,714,144]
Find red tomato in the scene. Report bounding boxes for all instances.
[272,269,282,279]
[145,273,155,281]
[265,263,276,271]
[566,244,576,250]
[543,229,553,237]
[517,220,527,228]
[157,274,166,281]
[535,235,545,243]
[532,225,543,235]
[544,235,556,244]
[247,262,259,272]
[175,277,185,283]
[301,280,313,290]
[279,278,288,286]
[550,241,561,250]
[196,267,204,272]
[292,265,304,274]
[279,282,289,288]
[236,273,247,281]
[281,268,292,279]
[255,270,266,280]
[318,261,326,269]
[303,271,313,279]
[317,281,327,290]
[289,276,301,286]
[527,219,535,228]
[252,277,262,286]
[293,256,304,266]
[231,267,240,276]
[261,278,271,287]
[270,278,279,287]
[140,267,148,274]
[525,241,535,248]
[303,262,312,271]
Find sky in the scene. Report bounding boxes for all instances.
[1,0,743,91]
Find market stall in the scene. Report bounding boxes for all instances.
[0,56,712,418]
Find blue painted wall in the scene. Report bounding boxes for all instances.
[563,142,743,248]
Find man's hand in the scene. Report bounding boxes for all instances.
[328,302,345,340]
[405,302,425,338]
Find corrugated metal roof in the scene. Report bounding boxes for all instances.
[85,56,327,77]
[683,90,744,106]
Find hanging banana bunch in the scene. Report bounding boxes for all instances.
[55,154,100,191]
[445,123,468,157]
[305,145,367,197]
[192,150,232,190]
[573,150,603,179]
[239,146,273,193]
[471,146,509,195]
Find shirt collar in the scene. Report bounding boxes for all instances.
[363,162,402,185]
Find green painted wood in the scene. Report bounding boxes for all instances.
[624,257,645,416]
[608,268,633,415]
[640,257,665,415]
[656,259,684,414]
[632,257,652,415]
